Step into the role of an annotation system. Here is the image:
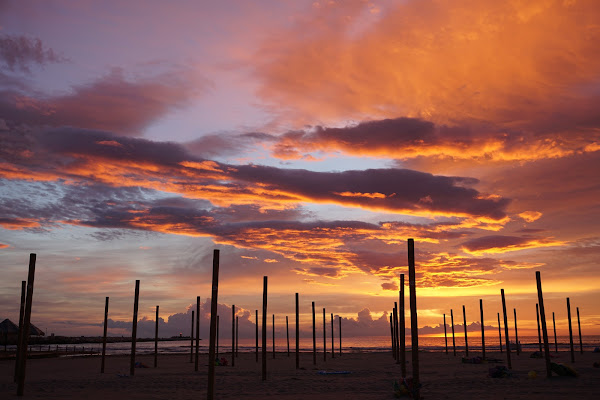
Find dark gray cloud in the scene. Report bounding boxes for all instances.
[0,34,66,72]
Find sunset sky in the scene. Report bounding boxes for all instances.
[1,0,599,339]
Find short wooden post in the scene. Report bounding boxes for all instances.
[400,274,405,377]
[330,313,335,358]
[95,297,107,373]
[408,239,420,400]
[196,296,200,371]
[154,305,159,368]
[130,280,140,377]
[322,308,327,362]
[501,289,511,369]
[443,313,448,355]
[262,276,267,381]
[567,297,574,363]
[552,312,557,352]
[231,304,235,367]
[390,313,396,359]
[207,249,220,400]
[272,314,275,359]
[14,280,26,383]
[535,271,552,378]
[338,315,342,356]
[286,316,290,357]
[236,316,239,358]
[497,313,503,353]
[312,301,316,365]
[190,310,194,363]
[480,300,485,360]
[577,307,583,354]
[394,303,400,362]
[536,303,542,352]
[513,308,520,355]
[451,309,456,356]
[462,305,468,357]
[295,293,299,369]
[16,254,36,396]
[255,310,259,362]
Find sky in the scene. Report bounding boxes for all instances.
[1,0,599,340]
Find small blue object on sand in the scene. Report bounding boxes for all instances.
[318,370,351,375]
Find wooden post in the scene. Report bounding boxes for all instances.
[101,296,109,373]
[272,314,275,359]
[407,239,420,399]
[236,316,239,358]
[462,305,468,357]
[196,296,200,371]
[216,315,220,358]
[190,310,194,363]
[497,313,503,353]
[231,304,235,367]
[286,316,290,357]
[567,297,574,363]
[500,289,511,369]
[207,249,220,400]
[262,276,268,381]
[154,305,159,368]
[338,315,342,356]
[394,303,400,363]
[129,280,140,377]
[536,303,542,352]
[16,254,36,396]
[552,312,557,352]
[400,274,405,377]
[443,313,448,355]
[451,309,456,356]
[322,308,327,362]
[295,293,300,369]
[14,280,26,383]
[390,313,396,359]
[480,300,485,360]
[513,308,520,355]
[535,271,552,379]
[255,310,259,362]
[312,301,317,365]
[577,307,583,354]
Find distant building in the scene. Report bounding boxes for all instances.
[0,318,45,344]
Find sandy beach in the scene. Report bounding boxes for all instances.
[2,350,599,399]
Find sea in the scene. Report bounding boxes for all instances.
[30,335,599,356]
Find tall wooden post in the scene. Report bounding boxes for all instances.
[154,305,159,368]
[101,296,109,373]
[443,314,448,355]
[408,239,420,400]
[16,254,36,396]
[535,271,552,379]
[14,280,26,383]
[262,276,268,380]
[295,293,299,369]
[330,313,335,358]
[497,313,503,353]
[479,300,485,360]
[207,249,220,400]
[576,307,583,354]
[400,274,406,377]
[196,296,200,371]
[312,302,316,365]
[255,310,259,363]
[272,314,275,359]
[567,297,574,363]
[500,289,511,369]
[536,303,542,352]
[394,303,400,362]
[129,280,140,377]
[216,315,220,358]
[321,308,326,362]
[390,314,395,359]
[286,316,290,357]
[338,315,342,356]
[236,316,239,358]
[451,309,456,356]
[513,308,520,355]
[552,312,557,352]
[462,305,468,357]
[231,304,235,367]
[190,310,194,363]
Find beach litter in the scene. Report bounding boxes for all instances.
[393,377,420,398]
[550,362,578,377]
[317,370,351,375]
[528,370,537,379]
[488,366,512,378]
[134,361,149,368]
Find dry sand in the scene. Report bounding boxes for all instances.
[2,350,599,399]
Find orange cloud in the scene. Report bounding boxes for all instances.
[461,235,567,255]
[0,217,41,230]
[0,243,9,249]
[518,211,543,223]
